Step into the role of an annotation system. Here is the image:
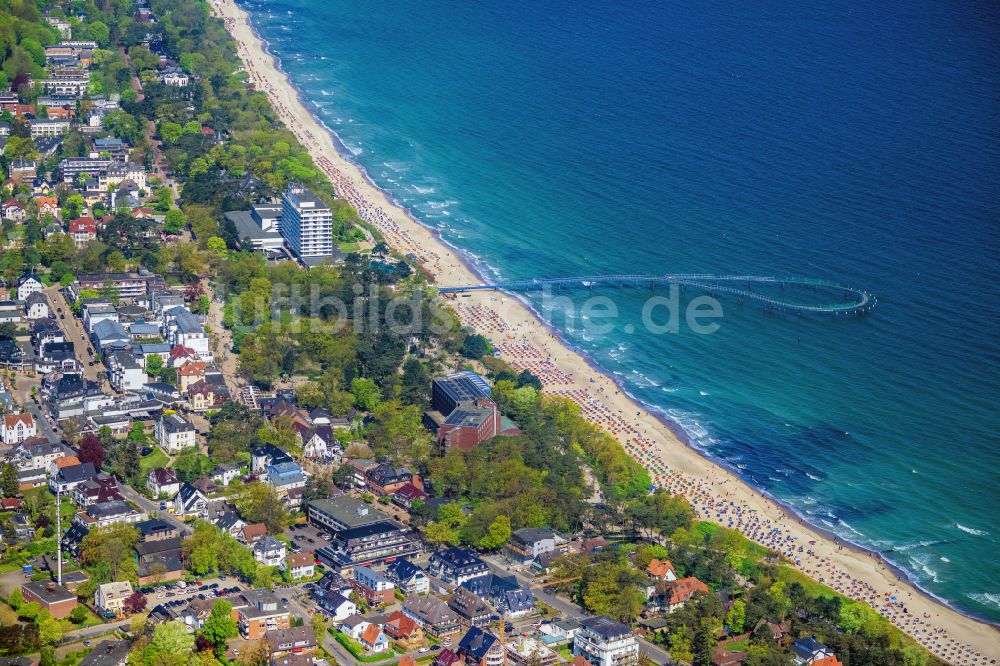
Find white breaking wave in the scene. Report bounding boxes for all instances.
[909,553,941,583]
[956,524,989,536]
[967,592,1000,610]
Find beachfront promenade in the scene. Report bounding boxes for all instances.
[439,274,876,317]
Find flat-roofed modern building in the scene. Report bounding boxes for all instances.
[307,496,387,533]
[22,581,78,618]
[280,185,334,264]
[430,371,492,416]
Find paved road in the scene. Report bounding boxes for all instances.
[117,482,191,536]
[58,619,129,646]
[44,286,104,384]
[24,400,62,445]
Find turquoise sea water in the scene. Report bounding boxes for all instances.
[240,0,1000,621]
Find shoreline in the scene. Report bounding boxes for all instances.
[209,0,1000,661]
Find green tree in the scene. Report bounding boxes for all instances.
[233,482,288,534]
[1,463,19,497]
[400,358,430,406]
[69,606,89,624]
[726,599,746,634]
[839,601,881,636]
[669,624,694,664]
[477,514,512,550]
[460,334,492,359]
[146,354,164,378]
[422,502,465,547]
[367,401,432,466]
[39,646,56,666]
[102,110,140,144]
[256,417,300,457]
[87,21,110,46]
[63,194,84,221]
[692,618,717,666]
[37,611,62,645]
[4,135,37,161]
[350,377,380,411]
[18,601,40,621]
[7,587,23,610]
[152,621,194,655]
[202,600,238,649]
[153,187,173,212]
[164,209,185,234]
[206,236,228,257]
[80,523,140,581]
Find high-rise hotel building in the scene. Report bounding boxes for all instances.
[280,184,334,263]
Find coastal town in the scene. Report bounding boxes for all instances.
[0,2,994,666]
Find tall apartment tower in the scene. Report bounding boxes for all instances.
[280,184,334,263]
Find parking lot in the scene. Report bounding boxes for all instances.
[147,576,244,609]
[284,523,332,553]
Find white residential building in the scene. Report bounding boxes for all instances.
[147,468,180,498]
[253,536,287,567]
[212,464,241,487]
[174,483,209,518]
[573,617,639,666]
[16,273,43,302]
[25,292,50,320]
[155,413,196,453]
[108,350,147,392]
[1,414,36,445]
[30,119,71,137]
[97,162,146,191]
[159,67,189,87]
[95,581,133,617]
[280,552,315,580]
[8,440,63,471]
[164,308,210,358]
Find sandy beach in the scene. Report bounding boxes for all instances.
[209,0,998,661]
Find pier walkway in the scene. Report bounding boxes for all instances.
[439,274,876,317]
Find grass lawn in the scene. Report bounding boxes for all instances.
[59,606,104,631]
[0,602,18,625]
[140,447,170,475]
[338,242,361,253]
[557,645,574,661]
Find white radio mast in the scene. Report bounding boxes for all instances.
[56,485,62,586]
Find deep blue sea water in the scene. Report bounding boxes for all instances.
[240,0,1000,621]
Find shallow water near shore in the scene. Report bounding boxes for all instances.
[239,0,1000,622]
